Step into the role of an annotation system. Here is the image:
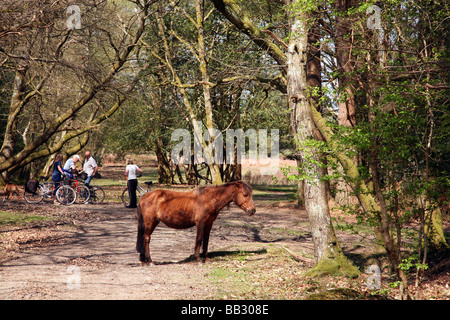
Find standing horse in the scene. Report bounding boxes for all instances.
[136,180,256,264]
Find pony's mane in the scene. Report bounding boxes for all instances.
[193,181,252,195]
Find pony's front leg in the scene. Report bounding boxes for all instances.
[201,223,213,262]
[194,223,205,262]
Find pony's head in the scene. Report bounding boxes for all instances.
[232,181,256,216]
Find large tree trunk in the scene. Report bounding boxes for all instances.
[210,0,357,276]
[287,1,357,277]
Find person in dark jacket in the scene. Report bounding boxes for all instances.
[52,153,64,196]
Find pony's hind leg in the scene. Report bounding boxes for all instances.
[141,219,159,265]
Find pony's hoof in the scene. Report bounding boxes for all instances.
[141,261,154,266]
[194,258,203,265]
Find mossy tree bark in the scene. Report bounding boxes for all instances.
[287,1,358,277]
[211,0,358,276]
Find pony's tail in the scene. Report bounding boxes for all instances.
[136,202,145,258]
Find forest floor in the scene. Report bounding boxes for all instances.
[0,162,449,301]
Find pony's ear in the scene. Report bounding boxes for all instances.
[229,181,242,195]
[233,180,252,194]
[233,181,245,190]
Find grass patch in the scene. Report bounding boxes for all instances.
[93,170,158,203]
[253,185,297,193]
[251,186,297,205]
[206,245,309,299]
[94,178,127,187]
[0,210,53,226]
[95,172,157,187]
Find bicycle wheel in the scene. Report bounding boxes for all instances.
[24,185,44,204]
[89,185,105,204]
[121,188,130,207]
[56,185,76,205]
[75,185,90,204]
[121,187,141,207]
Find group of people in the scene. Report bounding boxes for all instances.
[51,151,98,203]
[51,151,142,208]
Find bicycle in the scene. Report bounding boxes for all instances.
[67,175,90,204]
[57,182,78,205]
[24,176,76,205]
[75,172,105,204]
[88,185,105,204]
[121,180,152,207]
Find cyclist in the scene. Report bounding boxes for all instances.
[124,159,143,208]
[83,151,98,188]
[63,154,80,179]
[51,153,64,196]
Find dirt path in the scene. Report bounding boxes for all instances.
[0,202,312,299]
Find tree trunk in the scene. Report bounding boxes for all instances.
[155,136,174,184]
[335,0,357,128]
[288,1,358,277]
[370,156,411,299]
[150,81,174,185]
[0,67,27,184]
[196,0,222,185]
[334,0,357,205]
[424,207,448,248]
[174,165,186,184]
[153,8,222,185]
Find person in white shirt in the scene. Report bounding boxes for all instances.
[125,159,143,208]
[63,155,80,179]
[83,151,98,188]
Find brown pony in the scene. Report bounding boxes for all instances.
[136,180,256,264]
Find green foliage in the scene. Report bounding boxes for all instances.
[292,137,342,183]
[398,257,429,276]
